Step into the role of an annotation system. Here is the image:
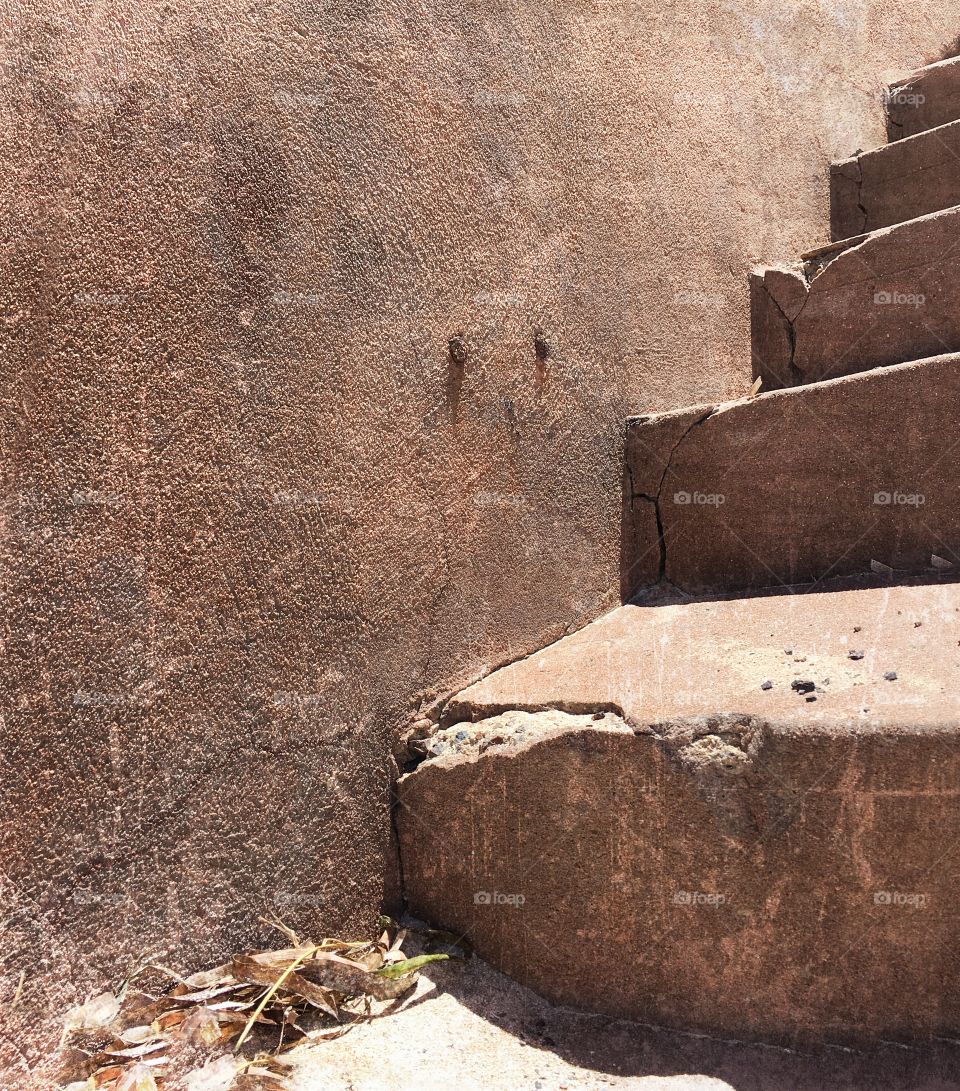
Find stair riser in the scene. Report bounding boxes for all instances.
[624,355,960,597]
[753,206,960,387]
[887,58,960,141]
[831,122,960,240]
[400,722,960,1044]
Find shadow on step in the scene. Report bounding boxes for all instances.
[415,951,960,1090]
[623,568,960,611]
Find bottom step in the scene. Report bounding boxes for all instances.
[397,581,960,1045]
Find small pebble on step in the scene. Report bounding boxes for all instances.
[849,650,865,660]
[885,671,898,682]
[761,680,773,691]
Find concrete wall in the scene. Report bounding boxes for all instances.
[2,0,959,1077]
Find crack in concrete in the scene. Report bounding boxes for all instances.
[648,408,718,582]
[762,282,804,386]
[852,154,869,234]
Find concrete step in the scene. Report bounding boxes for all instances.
[397,581,960,1046]
[622,353,960,599]
[288,916,960,1090]
[752,204,960,388]
[886,55,960,141]
[831,119,960,240]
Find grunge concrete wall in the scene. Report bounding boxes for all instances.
[2,0,959,1077]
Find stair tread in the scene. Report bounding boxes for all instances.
[831,118,960,239]
[447,580,960,729]
[402,579,960,1043]
[803,198,960,264]
[754,206,960,386]
[623,354,960,596]
[890,52,960,86]
[886,54,960,140]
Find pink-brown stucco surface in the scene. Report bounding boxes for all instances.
[3,2,960,1083]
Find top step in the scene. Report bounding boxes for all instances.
[887,55,960,140]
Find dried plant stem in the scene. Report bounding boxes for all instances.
[235,946,317,1052]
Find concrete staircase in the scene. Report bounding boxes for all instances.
[753,59,960,389]
[396,57,960,1049]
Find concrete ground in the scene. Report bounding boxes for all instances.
[286,945,960,1091]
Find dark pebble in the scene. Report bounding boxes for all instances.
[884,671,898,682]
[792,680,816,695]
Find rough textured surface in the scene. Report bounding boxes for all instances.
[287,937,960,1090]
[887,55,960,140]
[622,406,713,600]
[417,708,623,761]
[3,4,960,1084]
[623,355,960,596]
[400,582,960,1043]
[447,581,960,754]
[796,206,960,382]
[831,120,960,239]
[749,264,808,389]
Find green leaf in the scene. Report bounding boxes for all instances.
[373,954,450,979]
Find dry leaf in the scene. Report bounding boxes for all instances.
[58,918,435,1091]
[183,1054,240,1091]
[63,993,121,1035]
[115,1064,159,1091]
[231,956,339,1019]
[179,1004,225,1047]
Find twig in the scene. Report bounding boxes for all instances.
[11,970,25,1009]
[234,946,316,1052]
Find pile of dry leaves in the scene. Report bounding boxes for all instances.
[58,918,449,1091]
